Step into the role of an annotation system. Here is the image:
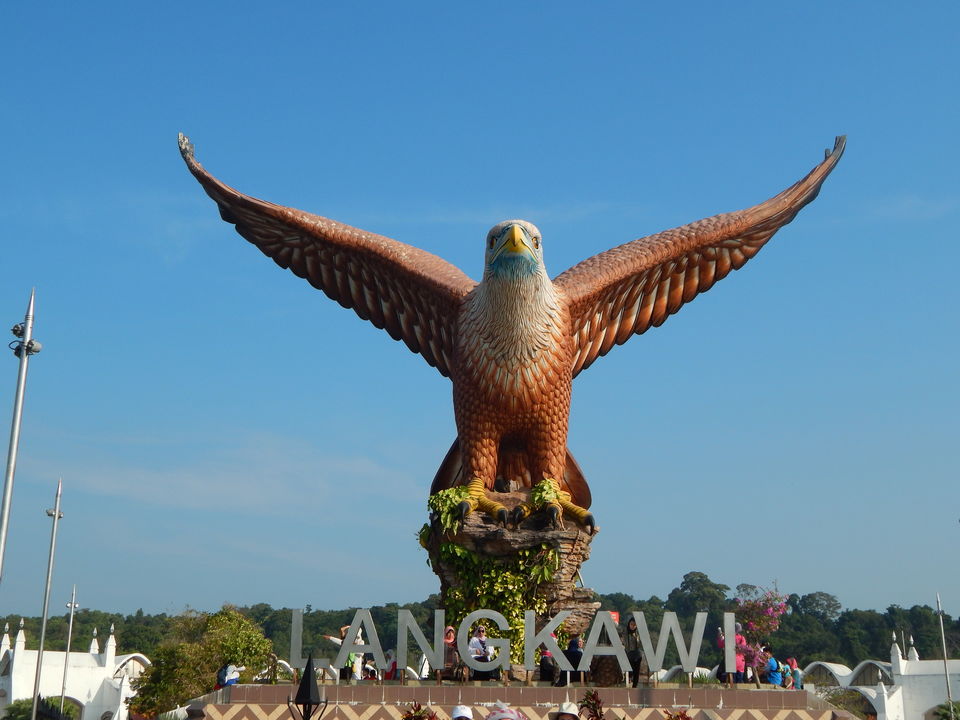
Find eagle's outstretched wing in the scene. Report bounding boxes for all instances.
[555,136,845,377]
[179,134,477,377]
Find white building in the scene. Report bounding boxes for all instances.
[0,620,149,720]
[803,635,960,719]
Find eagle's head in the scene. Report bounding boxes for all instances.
[484,220,544,280]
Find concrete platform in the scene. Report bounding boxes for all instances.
[185,683,856,720]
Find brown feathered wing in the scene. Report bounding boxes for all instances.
[178,134,476,377]
[555,136,845,377]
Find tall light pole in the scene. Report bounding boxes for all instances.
[0,289,42,585]
[30,479,62,720]
[937,593,955,720]
[60,585,79,713]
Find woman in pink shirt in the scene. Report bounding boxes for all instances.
[717,623,747,683]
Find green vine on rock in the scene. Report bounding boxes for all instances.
[417,523,432,550]
[435,541,558,663]
[524,544,560,584]
[427,486,471,536]
[529,478,560,509]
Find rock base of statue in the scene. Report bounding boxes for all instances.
[425,491,600,636]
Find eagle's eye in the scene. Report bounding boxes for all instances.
[488,237,495,249]
[533,236,540,249]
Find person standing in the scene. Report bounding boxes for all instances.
[468,625,495,680]
[558,636,584,686]
[763,646,782,687]
[622,618,643,687]
[539,640,557,684]
[325,626,366,680]
[383,649,397,680]
[786,657,802,689]
[717,623,747,683]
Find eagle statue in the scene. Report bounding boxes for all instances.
[179,134,845,533]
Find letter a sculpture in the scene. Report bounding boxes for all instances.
[180,134,844,533]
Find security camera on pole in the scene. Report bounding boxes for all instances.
[0,289,42,586]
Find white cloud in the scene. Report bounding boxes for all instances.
[867,193,959,221]
[359,200,644,228]
[1,187,223,265]
[22,432,416,518]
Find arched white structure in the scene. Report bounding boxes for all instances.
[801,661,852,687]
[802,639,960,720]
[0,622,149,720]
[849,659,892,687]
[114,654,151,680]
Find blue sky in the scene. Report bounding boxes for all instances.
[1,2,958,624]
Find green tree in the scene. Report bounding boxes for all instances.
[663,573,732,669]
[665,572,730,618]
[3,698,33,720]
[0,610,175,659]
[2,698,78,720]
[933,700,960,720]
[908,605,945,658]
[117,610,172,658]
[835,609,889,665]
[777,608,841,662]
[129,606,271,718]
[1,698,35,720]
[596,592,638,616]
[818,688,873,719]
[797,592,842,622]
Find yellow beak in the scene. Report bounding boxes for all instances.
[503,224,526,254]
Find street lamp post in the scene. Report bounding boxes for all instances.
[30,479,63,720]
[60,585,79,713]
[288,655,328,720]
[937,593,955,720]
[0,289,42,586]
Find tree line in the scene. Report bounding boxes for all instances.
[592,572,960,669]
[4,571,957,671]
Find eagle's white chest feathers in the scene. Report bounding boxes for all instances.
[457,273,569,405]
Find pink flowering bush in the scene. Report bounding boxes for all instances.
[732,586,788,670]
[740,641,770,669]
[734,588,789,640]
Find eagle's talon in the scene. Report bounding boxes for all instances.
[511,504,531,528]
[458,501,473,520]
[461,477,510,524]
[546,504,562,529]
[583,513,596,535]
